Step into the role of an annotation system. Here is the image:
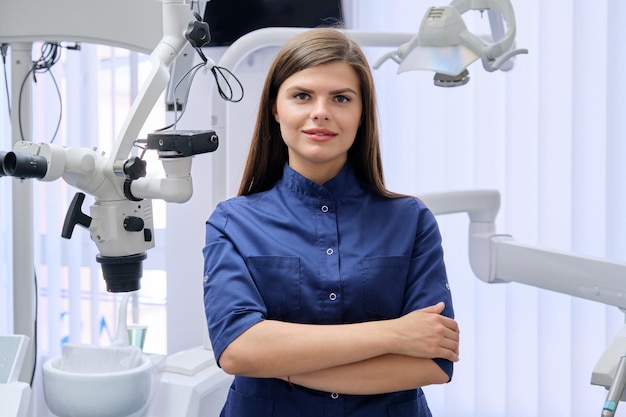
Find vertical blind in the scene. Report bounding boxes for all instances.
[348,1,626,416]
[2,1,626,416]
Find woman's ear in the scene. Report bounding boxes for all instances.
[272,102,279,123]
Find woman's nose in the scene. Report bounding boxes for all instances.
[311,99,330,121]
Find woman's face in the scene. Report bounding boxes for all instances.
[272,61,362,184]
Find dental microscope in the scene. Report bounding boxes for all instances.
[1,129,217,292]
[0,2,217,294]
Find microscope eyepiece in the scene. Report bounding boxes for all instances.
[2,151,48,179]
[96,253,147,293]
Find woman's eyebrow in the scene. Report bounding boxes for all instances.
[285,85,313,93]
[330,88,359,96]
[285,85,358,95]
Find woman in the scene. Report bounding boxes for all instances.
[203,28,459,417]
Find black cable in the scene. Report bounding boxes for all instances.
[190,0,201,17]
[1,44,10,120]
[30,269,38,386]
[154,60,244,134]
[172,60,206,130]
[17,67,34,143]
[211,65,244,103]
[17,42,65,144]
[155,60,206,132]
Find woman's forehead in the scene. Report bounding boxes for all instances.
[280,62,360,92]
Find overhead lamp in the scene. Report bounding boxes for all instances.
[373,0,528,87]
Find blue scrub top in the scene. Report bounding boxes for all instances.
[203,163,454,417]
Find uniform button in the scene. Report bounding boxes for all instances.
[331,392,339,399]
[321,205,329,212]
[203,276,209,282]
[326,248,334,255]
[329,293,337,301]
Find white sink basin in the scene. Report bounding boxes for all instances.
[43,353,153,417]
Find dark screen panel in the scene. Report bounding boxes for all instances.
[203,0,344,46]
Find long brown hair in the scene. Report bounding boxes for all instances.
[238,28,398,198]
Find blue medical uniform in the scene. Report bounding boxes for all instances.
[203,163,454,417]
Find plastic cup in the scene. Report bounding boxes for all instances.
[127,325,148,350]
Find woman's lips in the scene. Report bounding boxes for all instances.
[302,128,337,141]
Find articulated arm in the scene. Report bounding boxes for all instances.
[420,189,626,310]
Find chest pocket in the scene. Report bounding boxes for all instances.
[362,256,410,319]
[247,256,301,319]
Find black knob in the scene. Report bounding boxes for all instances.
[124,157,147,180]
[186,20,211,48]
[62,192,92,239]
[124,216,145,232]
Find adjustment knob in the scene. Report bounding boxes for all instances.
[62,192,92,239]
[124,216,145,232]
[123,157,147,180]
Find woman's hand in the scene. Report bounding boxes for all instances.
[390,302,460,362]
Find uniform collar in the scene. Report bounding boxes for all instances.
[279,163,360,199]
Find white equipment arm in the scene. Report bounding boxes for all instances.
[107,1,191,170]
[421,190,626,309]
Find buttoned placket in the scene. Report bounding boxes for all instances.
[315,200,345,415]
[319,201,341,322]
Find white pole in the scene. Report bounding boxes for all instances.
[10,41,36,409]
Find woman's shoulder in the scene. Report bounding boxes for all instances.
[213,188,283,218]
[207,193,261,230]
[373,191,428,210]
[213,192,264,213]
[373,193,437,224]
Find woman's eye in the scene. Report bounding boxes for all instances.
[335,95,351,103]
[294,92,310,100]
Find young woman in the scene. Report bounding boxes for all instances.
[203,28,459,417]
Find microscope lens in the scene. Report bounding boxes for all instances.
[97,253,147,293]
[2,151,48,179]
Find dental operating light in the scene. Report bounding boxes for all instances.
[373,0,528,87]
